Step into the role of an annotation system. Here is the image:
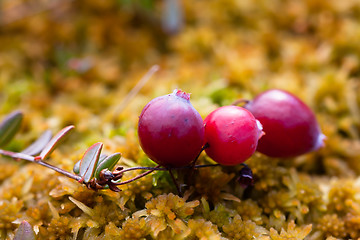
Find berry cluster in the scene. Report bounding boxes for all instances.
[138,89,325,168]
[0,88,325,193]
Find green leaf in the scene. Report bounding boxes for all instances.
[14,220,36,240]
[39,125,74,160]
[74,154,107,175]
[21,130,52,156]
[95,152,121,179]
[0,111,23,147]
[79,142,103,183]
[73,160,81,175]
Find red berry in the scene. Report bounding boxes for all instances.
[244,89,325,158]
[204,106,263,166]
[138,89,204,167]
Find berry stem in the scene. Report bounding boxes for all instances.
[168,168,181,196]
[190,143,209,167]
[113,165,160,186]
[117,162,219,174]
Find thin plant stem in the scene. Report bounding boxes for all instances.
[113,165,160,186]
[0,149,81,181]
[118,163,220,174]
[190,143,209,166]
[0,149,35,161]
[113,64,159,118]
[37,161,82,181]
[232,99,250,106]
[168,168,181,196]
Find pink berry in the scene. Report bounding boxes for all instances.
[138,89,204,167]
[244,89,325,158]
[204,106,264,166]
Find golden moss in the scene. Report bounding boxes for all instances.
[269,220,312,240]
[222,215,268,240]
[0,198,23,231]
[1,0,360,238]
[143,193,199,237]
[117,216,150,240]
[39,216,72,240]
[187,218,225,240]
[208,204,233,227]
[327,179,359,215]
[0,161,19,183]
[118,168,154,210]
[316,214,346,239]
[247,155,287,192]
[194,166,234,202]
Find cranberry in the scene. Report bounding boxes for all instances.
[204,106,263,166]
[138,89,204,167]
[244,89,325,158]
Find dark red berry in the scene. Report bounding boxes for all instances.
[244,89,325,158]
[138,89,204,167]
[204,106,263,166]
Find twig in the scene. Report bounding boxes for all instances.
[232,99,250,106]
[0,149,81,181]
[113,65,160,118]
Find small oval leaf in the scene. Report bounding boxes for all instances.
[14,220,36,240]
[0,111,23,147]
[79,142,103,183]
[21,130,52,156]
[39,125,74,160]
[73,160,81,175]
[97,154,108,167]
[95,152,121,180]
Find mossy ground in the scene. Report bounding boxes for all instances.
[1,0,360,239]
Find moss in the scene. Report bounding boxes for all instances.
[222,215,268,240]
[143,193,199,237]
[316,214,346,239]
[327,179,359,215]
[269,220,312,240]
[193,166,235,202]
[235,199,264,225]
[1,0,360,238]
[116,216,150,240]
[187,218,225,240]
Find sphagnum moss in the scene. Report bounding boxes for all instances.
[222,215,268,240]
[1,0,360,239]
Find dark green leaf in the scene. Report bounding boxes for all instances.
[0,111,23,147]
[14,220,36,240]
[74,154,107,175]
[95,152,121,179]
[73,160,80,175]
[79,142,103,183]
[21,130,52,156]
[39,125,74,160]
[97,154,108,166]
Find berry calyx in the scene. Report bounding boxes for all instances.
[244,89,325,158]
[204,106,263,166]
[138,89,204,167]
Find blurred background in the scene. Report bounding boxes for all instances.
[1,0,359,161]
[0,0,359,159]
